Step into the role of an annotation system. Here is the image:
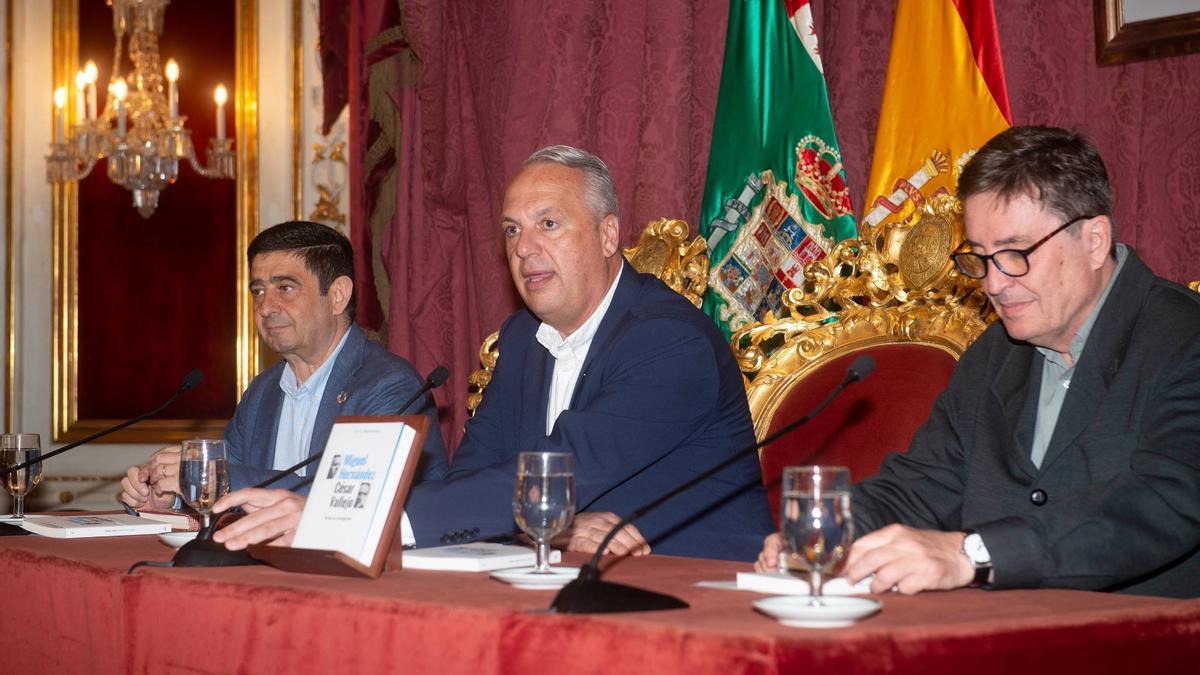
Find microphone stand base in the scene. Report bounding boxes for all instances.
[549,578,689,614]
[171,535,261,568]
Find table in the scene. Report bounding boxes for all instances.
[4,534,1198,674]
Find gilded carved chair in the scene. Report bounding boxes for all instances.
[733,194,995,523]
[465,218,709,415]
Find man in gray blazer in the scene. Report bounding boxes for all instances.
[759,125,1200,598]
[119,221,447,509]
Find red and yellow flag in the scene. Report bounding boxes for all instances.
[863,0,1011,230]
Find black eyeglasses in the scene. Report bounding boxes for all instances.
[950,215,1099,279]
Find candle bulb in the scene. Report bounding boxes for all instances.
[53,87,67,143]
[214,84,227,140]
[74,71,86,124]
[165,59,179,120]
[112,77,128,137]
[84,60,98,120]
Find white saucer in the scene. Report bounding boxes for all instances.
[490,566,580,590]
[158,531,199,548]
[753,595,881,628]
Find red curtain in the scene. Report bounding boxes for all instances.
[343,0,1200,449]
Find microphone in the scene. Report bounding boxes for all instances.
[549,355,876,614]
[2,369,204,476]
[254,364,450,490]
[164,365,450,570]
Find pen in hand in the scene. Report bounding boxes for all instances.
[120,500,140,517]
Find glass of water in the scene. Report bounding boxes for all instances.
[179,439,230,530]
[1,433,42,519]
[780,465,853,604]
[513,451,575,573]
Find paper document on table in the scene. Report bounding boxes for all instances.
[736,571,873,596]
[403,542,561,572]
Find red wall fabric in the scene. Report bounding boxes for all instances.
[349,0,1200,445]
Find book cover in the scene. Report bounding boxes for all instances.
[21,514,170,539]
[291,421,419,566]
[403,542,561,572]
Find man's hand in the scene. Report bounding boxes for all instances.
[553,512,651,556]
[842,524,974,594]
[119,444,183,510]
[754,532,786,573]
[211,488,306,551]
[144,445,182,495]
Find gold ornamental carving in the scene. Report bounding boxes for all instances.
[733,193,995,440]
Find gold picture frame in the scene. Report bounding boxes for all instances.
[50,0,261,443]
[1096,0,1200,65]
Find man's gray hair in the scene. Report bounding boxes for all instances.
[523,145,620,221]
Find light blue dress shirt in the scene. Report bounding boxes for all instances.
[271,328,352,476]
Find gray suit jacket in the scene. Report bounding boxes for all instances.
[224,324,447,491]
[854,249,1200,597]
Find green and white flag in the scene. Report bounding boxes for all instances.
[701,0,856,337]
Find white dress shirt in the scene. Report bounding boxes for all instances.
[536,265,623,435]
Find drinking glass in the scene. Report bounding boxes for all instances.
[513,451,575,573]
[780,465,853,604]
[1,433,42,519]
[179,439,230,529]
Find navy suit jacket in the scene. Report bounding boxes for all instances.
[225,324,447,491]
[405,265,773,561]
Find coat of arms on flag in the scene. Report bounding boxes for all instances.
[708,134,849,329]
[699,0,857,337]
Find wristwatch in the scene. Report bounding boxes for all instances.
[961,529,993,587]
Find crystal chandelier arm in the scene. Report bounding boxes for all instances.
[182,135,236,179]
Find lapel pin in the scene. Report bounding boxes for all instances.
[336,391,348,405]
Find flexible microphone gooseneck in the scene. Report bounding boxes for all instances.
[158,365,450,571]
[548,355,876,614]
[0,369,202,538]
[3,369,204,476]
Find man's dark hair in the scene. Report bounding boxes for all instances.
[247,220,356,318]
[958,125,1113,223]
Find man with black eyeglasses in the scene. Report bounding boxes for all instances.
[757,125,1200,598]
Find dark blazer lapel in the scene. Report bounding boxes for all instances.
[570,264,643,409]
[517,317,552,449]
[308,324,365,459]
[251,375,285,468]
[1040,251,1154,471]
[990,341,1038,477]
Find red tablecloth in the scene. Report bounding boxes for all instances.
[4,534,1198,674]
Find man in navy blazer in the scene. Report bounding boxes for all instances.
[212,147,772,561]
[120,221,446,509]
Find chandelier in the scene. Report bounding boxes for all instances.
[46,0,234,219]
